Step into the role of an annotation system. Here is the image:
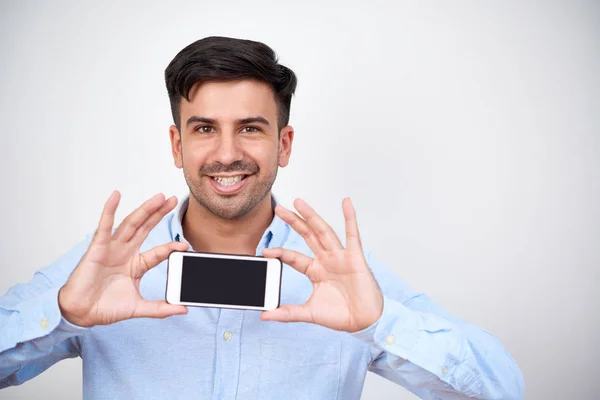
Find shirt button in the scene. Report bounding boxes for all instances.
[40,318,49,329]
[442,367,448,375]
[385,335,395,345]
[223,331,232,341]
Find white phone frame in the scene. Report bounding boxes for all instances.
[165,251,282,311]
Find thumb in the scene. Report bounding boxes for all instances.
[133,300,188,319]
[260,304,313,324]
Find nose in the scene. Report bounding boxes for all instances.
[212,132,243,166]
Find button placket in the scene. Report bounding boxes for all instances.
[212,310,244,400]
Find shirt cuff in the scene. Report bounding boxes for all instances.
[350,295,479,392]
[15,286,88,344]
[350,295,419,359]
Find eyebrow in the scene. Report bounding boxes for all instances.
[186,116,270,127]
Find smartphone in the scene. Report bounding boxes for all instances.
[165,251,282,311]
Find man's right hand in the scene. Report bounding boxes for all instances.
[58,191,190,327]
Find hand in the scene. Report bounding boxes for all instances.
[58,191,190,327]
[260,198,383,333]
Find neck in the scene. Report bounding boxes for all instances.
[182,194,274,256]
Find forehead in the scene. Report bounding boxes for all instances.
[180,79,277,122]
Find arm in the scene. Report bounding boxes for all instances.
[260,197,524,400]
[0,236,91,388]
[1,191,190,389]
[351,252,524,399]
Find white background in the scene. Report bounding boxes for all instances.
[1,1,598,399]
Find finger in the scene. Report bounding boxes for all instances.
[112,193,166,243]
[260,304,313,324]
[93,190,120,245]
[133,300,188,319]
[130,196,179,248]
[136,241,190,278]
[342,197,362,251]
[262,247,314,279]
[293,198,343,251]
[275,205,325,254]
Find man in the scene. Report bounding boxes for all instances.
[0,36,524,399]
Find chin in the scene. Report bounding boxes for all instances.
[195,192,254,220]
[210,204,253,220]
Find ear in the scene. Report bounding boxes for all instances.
[169,125,183,169]
[278,126,294,168]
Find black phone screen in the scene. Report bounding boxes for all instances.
[180,255,268,307]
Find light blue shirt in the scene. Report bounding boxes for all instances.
[0,194,524,399]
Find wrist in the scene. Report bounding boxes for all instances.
[58,285,92,328]
[351,286,384,333]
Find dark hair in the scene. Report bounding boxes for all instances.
[164,36,297,132]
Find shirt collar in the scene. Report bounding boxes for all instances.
[169,192,289,252]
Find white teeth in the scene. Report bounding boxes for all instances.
[213,175,244,186]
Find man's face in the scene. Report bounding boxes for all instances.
[170,79,293,220]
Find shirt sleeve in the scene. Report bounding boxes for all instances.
[0,234,93,388]
[350,251,524,400]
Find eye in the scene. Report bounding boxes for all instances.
[241,126,260,134]
[196,126,216,134]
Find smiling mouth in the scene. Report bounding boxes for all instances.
[210,174,250,186]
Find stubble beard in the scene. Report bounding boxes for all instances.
[183,156,279,220]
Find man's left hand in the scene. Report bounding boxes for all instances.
[260,198,384,333]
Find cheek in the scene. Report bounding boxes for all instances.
[183,142,211,167]
[245,142,279,168]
